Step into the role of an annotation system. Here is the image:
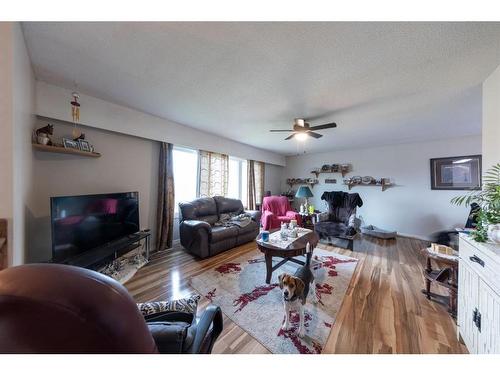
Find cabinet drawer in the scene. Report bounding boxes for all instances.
[460,237,500,292]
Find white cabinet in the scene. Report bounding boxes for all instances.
[478,281,500,353]
[458,235,500,354]
[458,258,479,352]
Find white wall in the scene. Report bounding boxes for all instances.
[27,119,160,262]
[36,81,286,167]
[483,64,500,170]
[0,23,14,265]
[264,163,284,196]
[12,23,36,265]
[284,136,482,239]
[0,22,36,266]
[33,81,286,250]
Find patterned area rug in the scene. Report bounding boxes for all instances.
[190,246,358,354]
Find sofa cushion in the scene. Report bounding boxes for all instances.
[315,221,347,238]
[214,196,244,215]
[210,226,239,243]
[236,220,259,235]
[179,197,218,225]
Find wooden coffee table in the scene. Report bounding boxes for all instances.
[256,229,319,284]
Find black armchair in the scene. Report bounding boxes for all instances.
[314,191,363,249]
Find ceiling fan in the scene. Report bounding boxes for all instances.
[269,118,337,140]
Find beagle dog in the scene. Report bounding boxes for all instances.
[278,243,317,338]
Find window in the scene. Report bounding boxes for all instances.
[173,147,199,214]
[227,157,247,206]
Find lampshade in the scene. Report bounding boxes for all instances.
[295,185,314,198]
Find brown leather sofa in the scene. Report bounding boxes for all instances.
[0,263,222,353]
[179,196,261,258]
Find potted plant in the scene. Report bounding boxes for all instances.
[451,163,500,243]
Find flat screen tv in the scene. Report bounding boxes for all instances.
[51,192,139,262]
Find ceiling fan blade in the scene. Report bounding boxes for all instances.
[308,122,337,131]
[285,133,296,140]
[307,131,323,139]
[270,129,294,132]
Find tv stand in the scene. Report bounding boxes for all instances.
[61,231,151,270]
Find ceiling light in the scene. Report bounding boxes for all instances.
[452,158,472,164]
[295,133,308,141]
[295,118,305,127]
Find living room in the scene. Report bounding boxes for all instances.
[1,1,500,371]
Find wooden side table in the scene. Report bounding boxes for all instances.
[299,212,317,230]
[420,248,458,318]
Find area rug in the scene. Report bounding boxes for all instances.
[189,246,358,354]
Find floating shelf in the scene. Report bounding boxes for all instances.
[286,179,319,188]
[344,181,392,192]
[32,143,101,158]
[311,166,350,178]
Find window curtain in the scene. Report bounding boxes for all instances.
[199,150,229,197]
[247,160,265,210]
[156,142,175,251]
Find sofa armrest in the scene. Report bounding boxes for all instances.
[188,305,223,354]
[181,220,212,239]
[285,210,299,218]
[348,213,356,227]
[179,220,212,258]
[315,212,329,222]
[182,220,211,232]
[245,210,261,223]
[262,210,275,219]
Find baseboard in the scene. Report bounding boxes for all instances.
[397,232,432,242]
[148,238,180,255]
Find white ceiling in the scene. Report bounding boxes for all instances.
[22,22,500,156]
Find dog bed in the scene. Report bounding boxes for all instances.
[361,225,397,239]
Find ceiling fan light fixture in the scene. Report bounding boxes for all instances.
[295,132,308,141]
[294,118,305,127]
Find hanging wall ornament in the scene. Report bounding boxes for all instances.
[71,91,81,122]
[70,91,81,139]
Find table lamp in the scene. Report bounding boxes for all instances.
[295,185,314,214]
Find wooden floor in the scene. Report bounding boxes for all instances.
[125,235,467,354]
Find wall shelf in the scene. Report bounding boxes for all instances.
[344,181,392,192]
[32,143,101,158]
[311,165,350,178]
[286,178,319,189]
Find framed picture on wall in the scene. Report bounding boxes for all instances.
[430,155,482,190]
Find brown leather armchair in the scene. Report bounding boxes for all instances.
[0,263,222,353]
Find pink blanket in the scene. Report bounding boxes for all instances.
[261,196,302,230]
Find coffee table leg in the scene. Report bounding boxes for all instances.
[265,253,273,284]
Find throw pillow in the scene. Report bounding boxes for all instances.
[137,294,200,317]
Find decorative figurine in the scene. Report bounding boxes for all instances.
[35,124,54,145]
